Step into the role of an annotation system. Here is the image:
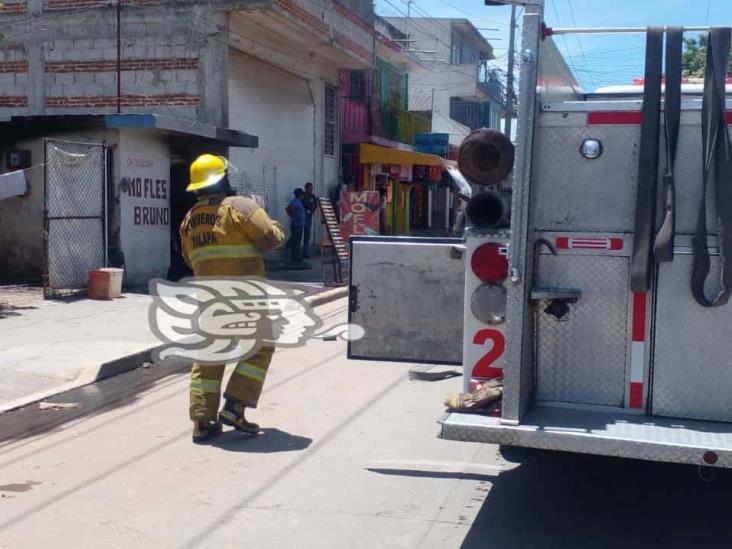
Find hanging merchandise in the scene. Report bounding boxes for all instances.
[428,166,442,182]
[438,170,452,188]
[399,165,412,181]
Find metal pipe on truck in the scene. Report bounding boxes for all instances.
[458,128,515,229]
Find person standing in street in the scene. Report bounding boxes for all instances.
[179,154,286,444]
[301,182,318,259]
[286,188,306,263]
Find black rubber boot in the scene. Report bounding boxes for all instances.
[192,420,223,444]
[219,400,261,435]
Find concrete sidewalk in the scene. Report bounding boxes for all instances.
[0,281,347,415]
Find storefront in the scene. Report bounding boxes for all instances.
[355,143,450,235]
[0,114,257,286]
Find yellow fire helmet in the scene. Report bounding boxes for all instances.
[187,154,229,192]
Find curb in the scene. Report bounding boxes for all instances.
[0,285,349,429]
[0,346,160,418]
[305,286,348,308]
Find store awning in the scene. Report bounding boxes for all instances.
[359,143,445,167]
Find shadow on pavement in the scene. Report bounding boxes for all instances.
[0,359,189,446]
[366,468,492,482]
[0,305,38,319]
[462,449,732,549]
[210,428,312,453]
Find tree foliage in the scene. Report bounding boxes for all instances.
[682,36,732,78]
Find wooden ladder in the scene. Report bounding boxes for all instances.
[318,197,349,284]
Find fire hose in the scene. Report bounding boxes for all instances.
[691,27,732,307]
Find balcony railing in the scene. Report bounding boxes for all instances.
[341,69,431,145]
[450,97,492,131]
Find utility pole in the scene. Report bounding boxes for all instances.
[401,0,412,38]
[116,0,121,113]
[503,4,516,140]
[430,87,435,132]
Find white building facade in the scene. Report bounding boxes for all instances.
[384,17,500,147]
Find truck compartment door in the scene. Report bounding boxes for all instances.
[348,236,465,364]
[534,241,631,408]
[652,251,732,422]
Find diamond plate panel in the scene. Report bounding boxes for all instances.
[533,115,713,236]
[440,407,732,468]
[653,255,732,422]
[533,124,640,233]
[536,254,629,407]
[46,144,104,218]
[47,218,105,289]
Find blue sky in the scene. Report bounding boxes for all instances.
[374,0,732,91]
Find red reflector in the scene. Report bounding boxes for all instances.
[588,111,643,125]
[471,243,508,283]
[703,451,719,465]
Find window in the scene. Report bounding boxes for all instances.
[324,84,336,156]
[451,33,463,65]
[350,71,366,102]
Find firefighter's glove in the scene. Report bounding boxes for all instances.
[445,378,503,412]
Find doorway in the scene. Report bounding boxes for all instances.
[168,157,195,281]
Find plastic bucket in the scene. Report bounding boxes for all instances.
[99,268,123,298]
[88,270,112,300]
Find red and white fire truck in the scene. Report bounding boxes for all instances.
[347,0,732,468]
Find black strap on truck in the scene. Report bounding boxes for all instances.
[653,27,683,263]
[630,27,664,292]
[691,28,732,308]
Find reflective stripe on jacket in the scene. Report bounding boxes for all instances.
[180,194,285,278]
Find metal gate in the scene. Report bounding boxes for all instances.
[43,139,107,297]
[234,166,279,216]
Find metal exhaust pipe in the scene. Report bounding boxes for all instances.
[458,128,515,186]
[465,191,510,229]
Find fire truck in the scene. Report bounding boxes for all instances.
[347,0,732,468]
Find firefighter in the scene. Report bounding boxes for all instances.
[180,154,285,443]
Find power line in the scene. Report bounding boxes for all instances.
[565,0,597,90]
[435,0,510,27]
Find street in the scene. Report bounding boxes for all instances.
[1,298,732,548]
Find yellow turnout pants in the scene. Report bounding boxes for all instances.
[189,345,274,421]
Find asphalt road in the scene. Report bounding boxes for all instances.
[1,298,731,548]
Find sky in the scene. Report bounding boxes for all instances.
[373,0,732,91]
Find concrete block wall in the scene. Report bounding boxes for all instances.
[0,0,230,125]
[0,128,119,280]
[275,0,373,66]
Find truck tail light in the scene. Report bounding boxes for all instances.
[471,283,507,324]
[471,243,508,283]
